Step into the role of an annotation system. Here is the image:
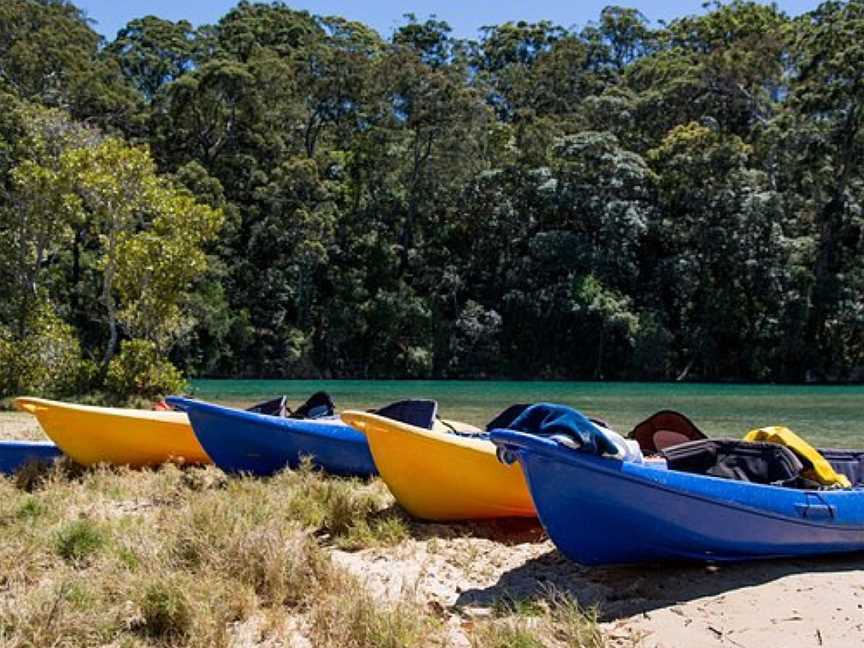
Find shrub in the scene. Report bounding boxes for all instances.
[105,339,186,404]
[0,303,83,399]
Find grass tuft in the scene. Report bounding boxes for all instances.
[309,576,438,648]
[136,580,193,641]
[471,622,546,648]
[14,459,55,492]
[15,496,47,520]
[55,518,105,564]
[474,590,605,648]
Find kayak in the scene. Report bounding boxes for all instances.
[166,396,377,477]
[341,409,534,520]
[0,440,62,475]
[492,421,864,565]
[14,397,209,467]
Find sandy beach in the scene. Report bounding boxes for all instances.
[333,518,864,647]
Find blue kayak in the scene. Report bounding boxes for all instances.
[0,440,62,475]
[491,411,864,565]
[166,396,377,478]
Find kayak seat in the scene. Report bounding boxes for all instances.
[819,449,864,487]
[744,426,851,488]
[246,396,289,417]
[375,400,438,430]
[661,439,804,486]
[245,392,336,419]
[631,410,708,454]
[290,391,335,419]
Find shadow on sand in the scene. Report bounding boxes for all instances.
[455,547,864,621]
[405,515,547,546]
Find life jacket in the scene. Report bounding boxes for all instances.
[743,426,852,489]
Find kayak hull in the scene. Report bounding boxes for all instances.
[14,397,208,467]
[491,429,864,565]
[167,397,377,478]
[0,440,62,475]
[342,411,534,521]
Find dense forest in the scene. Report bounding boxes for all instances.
[1,0,863,401]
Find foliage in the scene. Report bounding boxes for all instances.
[1,1,864,384]
[0,302,84,398]
[105,339,187,403]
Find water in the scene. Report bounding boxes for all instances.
[190,380,864,448]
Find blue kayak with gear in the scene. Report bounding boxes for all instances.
[166,393,377,478]
[491,403,864,565]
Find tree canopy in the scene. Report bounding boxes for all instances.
[2,0,863,396]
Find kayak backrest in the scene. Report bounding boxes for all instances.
[744,426,851,489]
[631,410,708,454]
[661,439,805,486]
[819,449,864,487]
[375,400,438,430]
[290,391,336,419]
[246,396,289,417]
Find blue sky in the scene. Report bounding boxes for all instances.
[77,1,821,41]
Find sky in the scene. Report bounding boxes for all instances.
[77,0,821,42]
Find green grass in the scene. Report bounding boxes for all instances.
[55,518,106,564]
[137,580,193,641]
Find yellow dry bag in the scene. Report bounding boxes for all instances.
[744,426,851,489]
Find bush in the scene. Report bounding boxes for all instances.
[105,339,186,404]
[0,303,83,398]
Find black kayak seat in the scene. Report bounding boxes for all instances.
[631,410,708,454]
[290,391,335,419]
[375,400,438,430]
[246,396,289,417]
[245,392,336,419]
[819,449,864,487]
[661,439,805,486]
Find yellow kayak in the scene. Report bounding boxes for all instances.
[341,410,535,521]
[14,397,209,467]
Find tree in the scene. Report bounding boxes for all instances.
[0,0,137,127]
[782,0,864,377]
[647,122,796,379]
[0,102,98,335]
[107,16,196,101]
[65,138,223,367]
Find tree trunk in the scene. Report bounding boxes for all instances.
[101,230,118,369]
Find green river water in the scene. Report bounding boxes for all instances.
[190,380,864,448]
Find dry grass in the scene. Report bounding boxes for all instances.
[0,413,607,647]
[473,591,605,648]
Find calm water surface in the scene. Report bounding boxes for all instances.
[190,380,864,448]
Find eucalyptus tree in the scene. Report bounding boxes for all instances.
[782,0,864,377]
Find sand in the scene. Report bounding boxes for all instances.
[0,410,45,441]
[332,518,864,647]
